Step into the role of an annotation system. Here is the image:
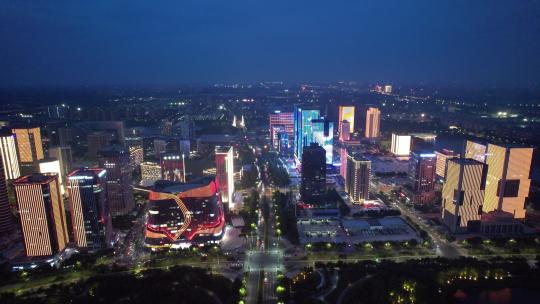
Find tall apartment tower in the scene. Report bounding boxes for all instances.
[215,146,234,208]
[98,146,134,215]
[67,168,112,249]
[12,127,45,175]
[0,152,15,234]
[345,153,371,204]
[338,106,355,135]
[410,152,437,204]
[365,107,381,139]
[441,159,486,233]
[14,173,69,257]
[0,129,20,180]
[300,143,326,205]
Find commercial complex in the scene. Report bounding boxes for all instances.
[435,149,460,180]
[141,161,162,185]
[215,146,234,208]
[0,130,20,180]
[14,173,69,257]
[300,143,326,206]
[365,107,381,139]
[390,134,411,156]
[98,146,134,215]
[67,168,112,249]
[345,153,371,204]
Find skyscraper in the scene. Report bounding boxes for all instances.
[12,127,44,175]
[441,158,486,233]
[365,107,381,139]
[0,129,20,180]
[269,111,294,150]
[310,119,334,164]
[48,146,73,176]
[482,143,533,219]
[435,149,460,180]
[215,146,234,208]
[300,143,326,205]
[391,134,411,156]
[14,173,69,257]
[67,168,111,249]
[410,152,437,204]
[345,152,371,204]
[339,146,348,180]
[98,146,134,215]
[339,120,350,142]
[294,107,320,161]
[39,158,64,195]
[464,140,487,163]
[338,106,355,134]
[0,152,14,234]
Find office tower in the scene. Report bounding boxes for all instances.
[464,140,487,163]
[365,107,381,139]
[338,106,355,135]
[144,177,225,249]
[14,173,69,257]
[0,152,14,234]
[482,144,533,219]
[340,146,348,180]
[310,119,334,164]
[48,146,73,176]
[410,152,437,204]
[87,132,110,158]
[339,120,351,142]
[98,146,134,215]
[215,146,234,208]
[12,127,44,175]
[300,143,326,205]
[384,85,393,94]
[39,158,64,195]
[269,111,294,149]
[391,134,411,156]
[441,159,486,234]
[160,153,185,182]
[67,168,111,249]
[435,149,460,180]
[141,162,162,184]
[294,107,320,160]
[0,129,20,179]
[345,152,371,204]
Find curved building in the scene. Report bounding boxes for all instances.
[144,176,225,249]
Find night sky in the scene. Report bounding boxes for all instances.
[1,0,539,87]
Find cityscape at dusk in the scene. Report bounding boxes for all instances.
[1,1,540,304]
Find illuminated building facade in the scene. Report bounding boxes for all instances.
[48,146,73,176]
[12,127,44,175]
[0,153,14,234]
[365,107,380,139]
[464,140,487,163]
[294,107,320,160]
[435,149,460,180]
[269,111,294,149]
[339,146,348,180]
[345,152,371,204]
[300,143,326,205]
[67,168,111,249]
[309,119,333,164]
[141,162,162,184]
[14,173,69,257]
[160,153,185,182]
[441,159,486,233]
[338,106,355,134]
[391,134,411,156]
[339,120,350,142]
[98,146,134,215]
[215,146,234,208]
[410,152,437,204]
[144,177,225,249]
[39,158,64,194]
[0,130,20,180]
[384,85,392,94]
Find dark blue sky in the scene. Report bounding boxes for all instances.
[1,0,539,87]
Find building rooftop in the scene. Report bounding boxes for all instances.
[67,168,106,179]
[14,173,57,184]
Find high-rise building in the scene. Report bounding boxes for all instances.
[87,132,110,158]
[345,152,371,204]
[482,143,533,219]
[300,143,326,205]
[410,152,437,204]
[48,146,73,176]
[160,153,185,182]
[0,129,20,180]
[338,106,355,134]
[0,152,14,234]
[98,146,134,215]
[14,173,69,257]
[464,140,487,163]
[215,146,234,208]
[67,168,111,249]
[339,120,351,142]
[339,146,348,180]
[12,127,44,175]
[39,158,64,194]
[435,149,460,180]
[365,107,381,139]
[391,134,411,156]
[441,158,486,234]
[294,107,320,161]
[141,162,162,184]
[269,111,294,149]
[310,119,333,164]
